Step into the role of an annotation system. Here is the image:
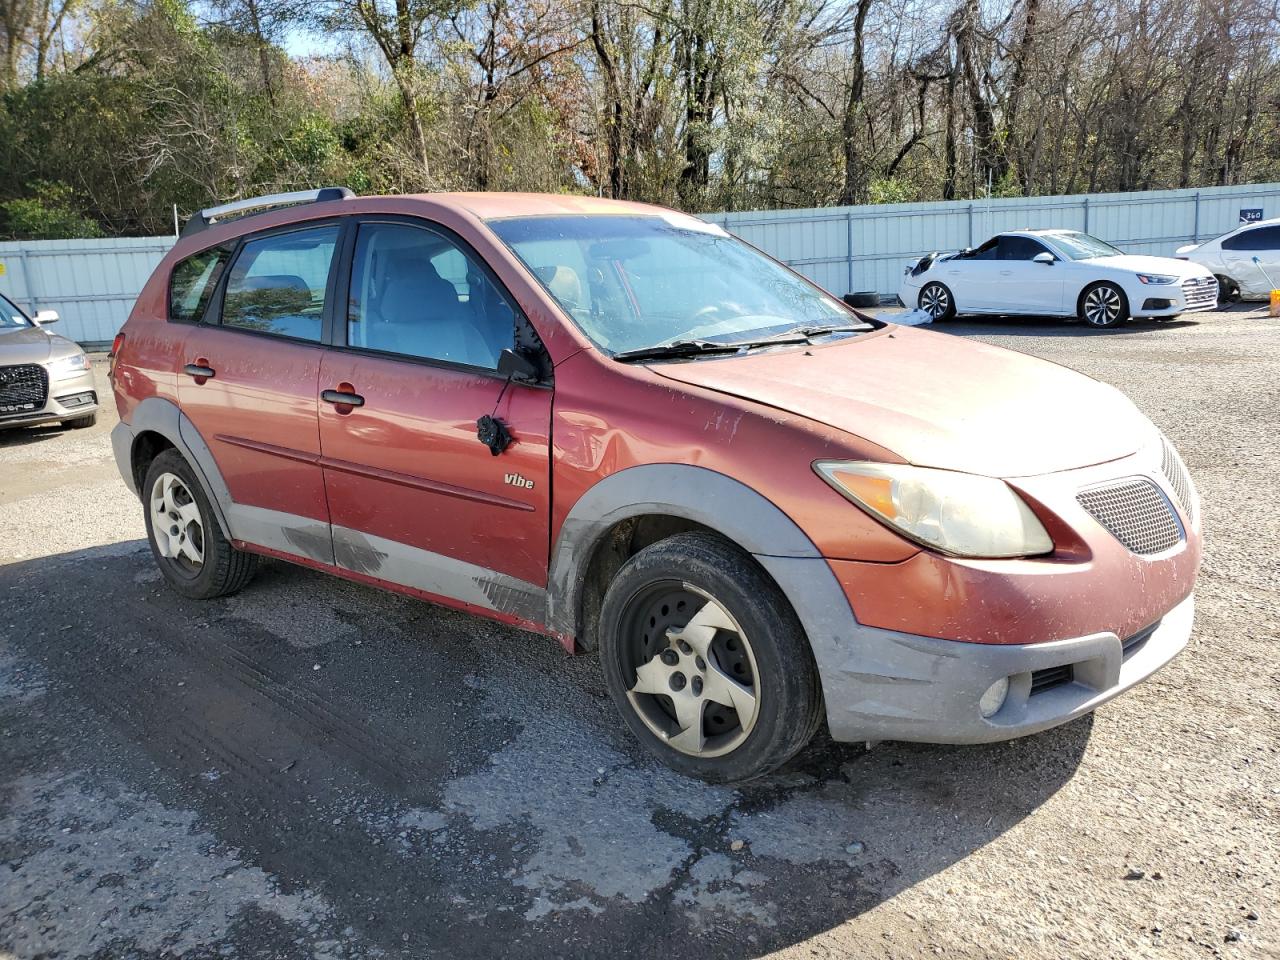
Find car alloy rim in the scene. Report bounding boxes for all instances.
[920,284,948,318]
[623,583,760,758]
[150,472,204,575]
[1084,286,1122,325]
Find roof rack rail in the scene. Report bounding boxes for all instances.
[181,187,355,238]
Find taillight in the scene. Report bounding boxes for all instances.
[108,332,125,379]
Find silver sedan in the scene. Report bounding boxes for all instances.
[0,291,98,430]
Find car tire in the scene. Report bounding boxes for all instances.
[1215,275,1240,303]
[1078,282,1130,328]
[142,448,258,600]
[62,412,97,429]
[918,282,956,320]
[598,531,824,783]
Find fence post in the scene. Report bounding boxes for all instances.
[1193,191,1201,243]
[845,211,854,294]
[16,248,38,314]
[1083,197,1090,233]
[967,203,974,247]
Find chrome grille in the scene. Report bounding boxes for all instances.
[0,364,48,416]
[1160,437,1197,524]
[1181,276,1218,311]
[1077,478,1181,556]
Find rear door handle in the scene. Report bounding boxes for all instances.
[183,361,215,381]
[321,388,365,407]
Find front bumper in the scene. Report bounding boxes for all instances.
[815,592,1193,744]
[0,367,98,430]
[1132,277,1218,317]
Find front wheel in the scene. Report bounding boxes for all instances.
[1079,282,1130,328]
[1215,275,1240,303]
[918,281,956,320]
[598,532,824,783]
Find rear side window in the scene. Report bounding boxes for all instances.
[170,246,231,322]
[998,236,1049,260]
[1223,225,1280,251]
[220,225,339,341]
[965,238,998,260]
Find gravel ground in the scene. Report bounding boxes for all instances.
[1,307,1277,960]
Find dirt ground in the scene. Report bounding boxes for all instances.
[1,306,1277,960]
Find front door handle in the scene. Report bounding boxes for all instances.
[321,387,365,408]
[183,360,215,383]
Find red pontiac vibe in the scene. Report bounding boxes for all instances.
[108,189,1202,782]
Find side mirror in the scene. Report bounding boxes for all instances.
[1032,252,1055,265]
[497,348,539,383]
[34,310,60,325]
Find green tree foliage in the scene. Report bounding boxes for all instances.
[0,0,1278,238]
[0,181,102,239]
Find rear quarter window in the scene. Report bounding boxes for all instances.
[170,246,232,322]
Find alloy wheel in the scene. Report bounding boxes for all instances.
[920,284,950,319]
[624,583,760,758]
[150,472,205,575]
[1083,285,1123,326]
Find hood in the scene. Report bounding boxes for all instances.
[649,327,1155,477]
[1174,243,1201,256]
[1087,253,1211,278]
[0,325,58,364]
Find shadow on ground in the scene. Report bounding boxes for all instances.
[1,543,1092,958]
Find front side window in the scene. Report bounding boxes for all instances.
[220,225,338,341]
[170,245,232,322]
[0,293,30,329]
[346,222,514,369]
[1044,231,1123,260]
[1223,225,1280,251]
[489,214,853,355]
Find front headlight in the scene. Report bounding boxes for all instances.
[814,461,1054,558]
[1136,273,1177,285]
[46,353,89,379]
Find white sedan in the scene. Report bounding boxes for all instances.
[1175,218,1280,301]
[899,230,1218,329]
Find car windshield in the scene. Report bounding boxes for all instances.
[489,214,860,355]
[0,293,31,329]
[1045,231,1124,260]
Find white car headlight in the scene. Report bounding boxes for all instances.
[814,461,1054,558]
[46,353,90,379]
[1136,273,1177,285]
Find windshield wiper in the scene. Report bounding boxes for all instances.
[775,323,872,339]
[612,339,746,363]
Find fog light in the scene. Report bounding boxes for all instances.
[979,677,1010,718]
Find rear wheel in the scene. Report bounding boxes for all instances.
[598,532,823,783]
[1079,282,1129,328]
[142,448,257,599]
[918,281,956,320]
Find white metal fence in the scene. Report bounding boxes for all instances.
[3,181,1278,345]
[705,182,1280,301]
[0,236,174,347]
